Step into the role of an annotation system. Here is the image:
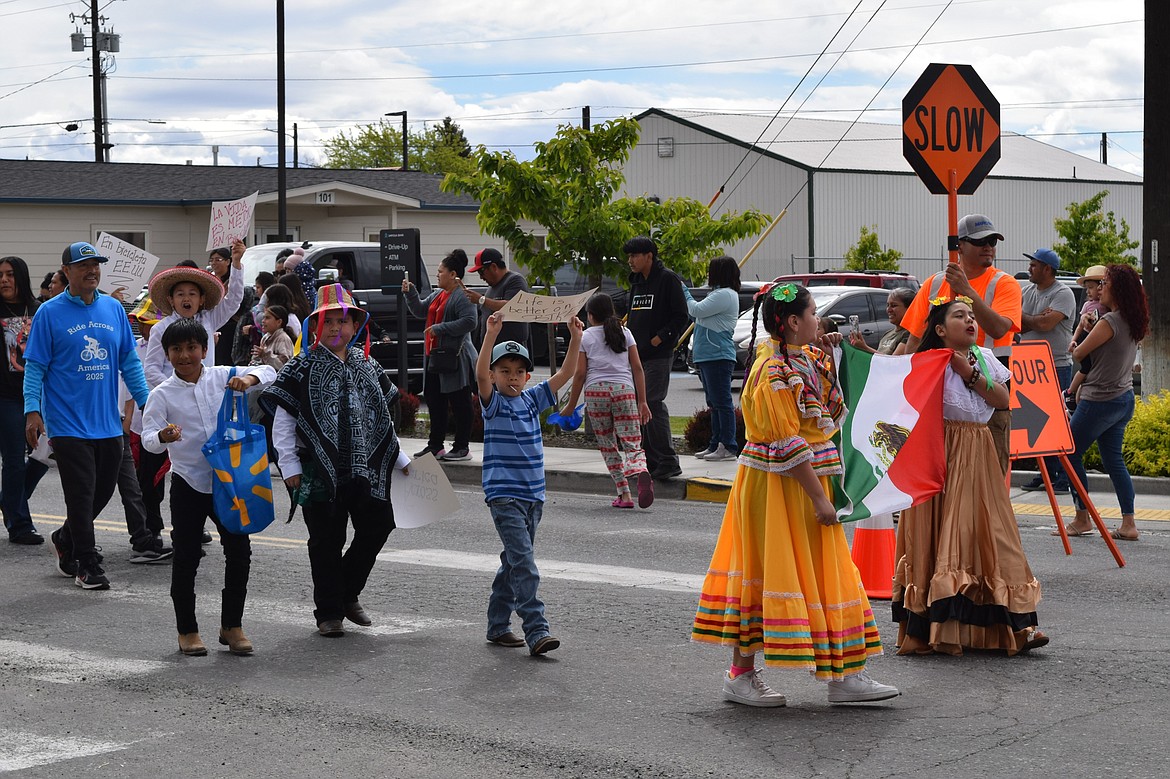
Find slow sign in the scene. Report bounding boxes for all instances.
[902,63,1001,195]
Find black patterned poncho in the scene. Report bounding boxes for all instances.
[260,345,400,502]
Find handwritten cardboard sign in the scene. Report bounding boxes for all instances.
[390,452,462,528]
[94,232,161,300]
[205,191,258,251]
[498,287,598,323]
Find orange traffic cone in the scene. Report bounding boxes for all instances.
[850,512,897,600]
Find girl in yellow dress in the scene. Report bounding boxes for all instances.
[692,283,899,707]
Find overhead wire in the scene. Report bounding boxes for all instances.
[715,0,890,215]
[709,0,867,212]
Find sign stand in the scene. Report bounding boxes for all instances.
[1043,457,1126,567]
[1008,341,1124,568]
[947,169,959,264]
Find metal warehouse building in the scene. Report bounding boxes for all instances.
[622,108,1143,283]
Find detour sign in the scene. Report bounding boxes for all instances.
[1009,341,1073,458]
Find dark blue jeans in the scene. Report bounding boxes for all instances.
[486,497,549,648]
[696,359,737,451]
[0,396,48,538]
[1067,390,1135,514]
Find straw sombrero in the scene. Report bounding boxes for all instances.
[148,267,225,315]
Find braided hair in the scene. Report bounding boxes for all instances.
[746,283,812,379]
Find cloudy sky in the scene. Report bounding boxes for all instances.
[0,0,1144,174]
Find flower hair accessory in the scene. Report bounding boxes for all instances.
[929,293,974,308]
[771,283,798,302]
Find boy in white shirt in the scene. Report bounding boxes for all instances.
[142,318,275,657]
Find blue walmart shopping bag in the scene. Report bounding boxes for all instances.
[201,373,275,534]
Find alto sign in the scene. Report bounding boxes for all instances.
[902,63,1000,195]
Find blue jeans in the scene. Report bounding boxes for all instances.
[1041,364,1073,488]
[0,396,48,538]
[1067,391,1135,514]
[696,359,737,451]
[486,497,548,647]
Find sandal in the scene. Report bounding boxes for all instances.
[1051,525,1094,537]
[612,497,634,509]
[1018,628,1049,653]
[1110,528,1139,541]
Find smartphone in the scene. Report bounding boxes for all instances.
[848,315,860,334]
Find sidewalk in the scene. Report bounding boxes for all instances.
[400,434,1170,525]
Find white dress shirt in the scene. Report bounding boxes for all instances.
[142,267,245,388]
[142,363,276,494]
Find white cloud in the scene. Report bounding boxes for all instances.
[0,0,1144,174]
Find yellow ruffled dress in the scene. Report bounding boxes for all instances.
[691,340,884,680]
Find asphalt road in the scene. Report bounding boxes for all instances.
[1,472,1167,778]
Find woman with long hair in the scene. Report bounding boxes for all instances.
[893,297,1045,656]
[276,271,313,323]
[0,256,48,544]
[560,293,653,509]
[1061,264,1149,541]
[848,287,916,356]
[683,256,741,461]
[403,249,478,462]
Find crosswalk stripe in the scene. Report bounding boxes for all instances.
[0,639,168,685]
[0,732,137,772]
[378,549,705,593]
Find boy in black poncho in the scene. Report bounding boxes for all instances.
[259,283,409,638]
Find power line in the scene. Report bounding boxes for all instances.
[106,20,1140,84]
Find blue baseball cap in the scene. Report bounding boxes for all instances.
[1024,248,1060,270]
[61,241,109,265]
[490,340,533,371]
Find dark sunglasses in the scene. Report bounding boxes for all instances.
[962,236,998,248]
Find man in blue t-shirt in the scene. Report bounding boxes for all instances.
[475,311,582,656]
[24,242,150,590]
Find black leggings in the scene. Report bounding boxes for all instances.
[423,370,472,451]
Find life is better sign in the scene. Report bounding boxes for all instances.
[205,191,259,251]
[498,287,599,323]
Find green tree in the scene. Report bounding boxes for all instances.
[842,225,902,271]
[1052,190,1139,274]
[321,116,476,176]
[440,117,768,288]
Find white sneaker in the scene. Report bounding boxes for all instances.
[721,669,787,707]
[826,670,900,703]
[694,447,717,459]
[703,444,737,462]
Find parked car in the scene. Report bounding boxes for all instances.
[240,241,432,390]
[731,286,896,369]
[773,270,919,291]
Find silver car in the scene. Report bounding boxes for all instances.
[732,286,897,368]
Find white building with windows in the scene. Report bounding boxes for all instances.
[0,159,484,280]
[622,109,1143,282]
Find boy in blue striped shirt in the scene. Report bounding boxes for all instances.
[476,311,583,656]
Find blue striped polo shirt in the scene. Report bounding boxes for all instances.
[481,380,555,503]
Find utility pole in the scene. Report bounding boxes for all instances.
[276,0,287,241]
[1143,0,1168,394]
[70,0,118,162]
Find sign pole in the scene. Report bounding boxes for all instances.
[947,168,959,264]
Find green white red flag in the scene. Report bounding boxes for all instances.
[834,345,950,523]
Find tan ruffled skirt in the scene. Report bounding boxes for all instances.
[892,420,1042,656]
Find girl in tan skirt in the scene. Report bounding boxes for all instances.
[893,297,1048,655]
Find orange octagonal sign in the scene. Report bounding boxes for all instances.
[902,63,1000,195]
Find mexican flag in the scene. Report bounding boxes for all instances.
[834,345,950,523]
